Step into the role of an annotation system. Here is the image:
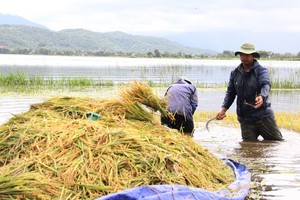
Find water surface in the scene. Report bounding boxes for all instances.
[1,55,300,85]
[194,124,300,199]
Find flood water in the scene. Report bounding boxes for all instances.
[1,54,300,85]
[194,125,300,199]
[1,55,300,199]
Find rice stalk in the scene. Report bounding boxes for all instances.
[0,81,235,199]
[119,80,168,116]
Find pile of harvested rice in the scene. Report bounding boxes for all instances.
[0,81,235,199]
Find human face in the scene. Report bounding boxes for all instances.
[240,53,254,68]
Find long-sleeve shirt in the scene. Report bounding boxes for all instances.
[165,79,198,121]
[222,60,274,123]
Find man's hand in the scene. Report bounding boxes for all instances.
[254,96,263,109]
[216,108,227,120]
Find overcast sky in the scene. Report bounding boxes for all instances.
[1,0,300,53]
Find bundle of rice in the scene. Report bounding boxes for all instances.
[0,81,234,199]
[118,80,168,117]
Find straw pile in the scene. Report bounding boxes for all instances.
[0,81,234,199]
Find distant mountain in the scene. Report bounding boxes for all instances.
[0,25,216,55]
[1,13,298,54]
[0,14,47,29]
[164,31,300,54]
[0,14,217,55]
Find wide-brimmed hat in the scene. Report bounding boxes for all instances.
[234,43,260,58]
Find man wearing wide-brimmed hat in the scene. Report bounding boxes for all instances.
[216,43,283,141]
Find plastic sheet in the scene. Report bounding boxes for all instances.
[95,158,251,200]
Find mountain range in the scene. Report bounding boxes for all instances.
[0,14,217,55]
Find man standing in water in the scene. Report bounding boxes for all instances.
[216,43,283,141]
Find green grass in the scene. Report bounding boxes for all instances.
[271,78,300,89]
[0,73,114,87]
[1,73,298,89]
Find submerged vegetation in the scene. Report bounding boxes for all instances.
[1,73,300,89]
[0,81,235,199]
[0,73,114,87]
[271,78,300,89]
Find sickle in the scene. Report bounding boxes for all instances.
[205,117,217,132]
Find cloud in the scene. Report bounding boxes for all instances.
[1,0,300,52]
[2,0,300,34]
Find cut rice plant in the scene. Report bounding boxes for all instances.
[0,81,235,199]
[118,80,168,116]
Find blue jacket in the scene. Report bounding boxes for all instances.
[222,60,274,123]
[165,79,198,121]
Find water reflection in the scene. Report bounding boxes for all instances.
[271,90,300,113]
[235,141,283,158]
[0,96,44,124]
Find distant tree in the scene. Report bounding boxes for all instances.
[222,50,233,57]
[18,48,30,54]
[0,46,10,54]
[176,51,184,58]
[36,48,51,55]
[37,43,46,48]
[185,54,192,58]
[283,52,293,59]
[271,53,282,59]
[147,51,153,57]
[258,51,271,58]
[154,49,161,58]
[94,51,105,56]
[161,51,170,58]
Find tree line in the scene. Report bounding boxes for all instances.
[218,50,300,60]
[1,46,300,60]
[0,46,196,58]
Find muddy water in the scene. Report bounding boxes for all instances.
[194,124,300,199]
[1,93,300,199]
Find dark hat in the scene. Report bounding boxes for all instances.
[234,43,260,58]
[180,76,192,84]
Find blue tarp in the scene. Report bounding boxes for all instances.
[95,159,251,200]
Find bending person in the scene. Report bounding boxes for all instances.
[161,77,198,136]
